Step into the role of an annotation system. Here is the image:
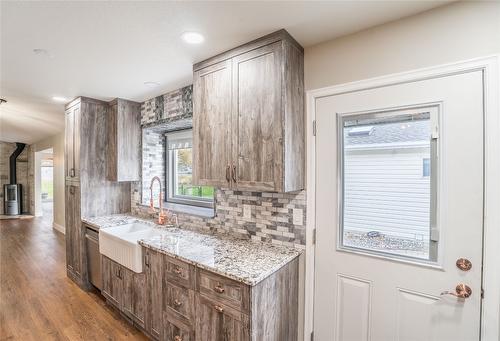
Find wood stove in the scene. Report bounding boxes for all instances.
[3,142,26,215]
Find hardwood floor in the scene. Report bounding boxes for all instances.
[0,215,148,340]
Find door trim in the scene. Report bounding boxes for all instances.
[304,55,500,341]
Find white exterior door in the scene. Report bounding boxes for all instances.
[314,71,484,341]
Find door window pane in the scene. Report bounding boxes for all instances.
[339,111,436,261]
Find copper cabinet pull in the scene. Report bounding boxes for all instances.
[231,165,237,183]
[441,283,472,299]
[214,283,225,294]
[173,299,182,308]
[226,165,230,182]
[173,266,182,275]
[174,336,182,341]
[214,305,224,313]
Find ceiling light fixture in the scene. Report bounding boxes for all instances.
[144,81,160,88]
[52,96,67,102]
[181,32,204,44]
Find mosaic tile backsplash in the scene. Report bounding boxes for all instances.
[133,86,307,248]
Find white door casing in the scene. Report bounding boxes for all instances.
[313,71,484,341]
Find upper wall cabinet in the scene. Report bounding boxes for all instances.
[192,30,304,192]
[107,98,141,182]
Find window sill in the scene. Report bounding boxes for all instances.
[163,202,215,218]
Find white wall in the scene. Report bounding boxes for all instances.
[305,1,500,91]
[31,132,65,231]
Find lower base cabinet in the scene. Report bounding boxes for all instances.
[195,294,250,341]
[101,248,298,341]
[101,256,146,330]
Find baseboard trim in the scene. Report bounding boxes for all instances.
[53,222,65,234]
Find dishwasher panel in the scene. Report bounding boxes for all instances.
[85,226,102,290]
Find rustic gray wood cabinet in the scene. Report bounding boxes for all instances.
[193,29,304,192]
[65,101,80,181]
[64,97,131,289]
[144,247,164,339]
[107,98,141,182]
[101,255,147,329]
[65,184,81,280]
[102,247,299,341]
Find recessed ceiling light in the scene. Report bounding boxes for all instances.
[52,96,67,102]
[181,32,204,44]
[144,81,160,88]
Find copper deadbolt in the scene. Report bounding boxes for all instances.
[456,258,472,271]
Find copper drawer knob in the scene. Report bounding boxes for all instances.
[214,283,225,294]
[174,336,182,341]
[214,305,224,313]
[173,299,182,308]
[174,266,182,275]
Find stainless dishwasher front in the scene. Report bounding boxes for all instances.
[85,225,102,290]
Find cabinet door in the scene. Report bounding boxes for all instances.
[232,42,283,192]
[145,248,163,340]
[65,184,81,276]
[72,105,81,180]
[101,256,122,309]
[122,267,146,329]
[65,104,80,181]
[193,59,233,188]
[107,99,141,182]
[65,108,74,180]
[72,185,82,276]
[64,184,75,271]
[195,294,250,341]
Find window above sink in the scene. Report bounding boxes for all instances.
[165,129,214,209]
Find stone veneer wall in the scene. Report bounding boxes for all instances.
[131,86,306,249]
[0,141,30,214]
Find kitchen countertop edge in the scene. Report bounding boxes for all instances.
[81,214,302,287]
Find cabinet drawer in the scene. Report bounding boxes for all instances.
[164,256,195,289]
[197,269,250,313]
[164,282,195,323]
[164,313,194,341]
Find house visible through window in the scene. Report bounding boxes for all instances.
[166,129,214,208]
[339,110,437,261]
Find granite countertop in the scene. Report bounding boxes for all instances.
[82,214,301,286]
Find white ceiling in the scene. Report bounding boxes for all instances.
[0,1,450,144]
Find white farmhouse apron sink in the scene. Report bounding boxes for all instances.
[99,222,161,273]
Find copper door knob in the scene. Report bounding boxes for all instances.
[441,283,472,298]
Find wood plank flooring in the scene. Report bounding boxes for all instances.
[0,215,148,340]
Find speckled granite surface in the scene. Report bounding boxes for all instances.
[82,214,301,286]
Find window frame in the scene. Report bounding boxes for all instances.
[165,129,214,209]
[336,106,440,265]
